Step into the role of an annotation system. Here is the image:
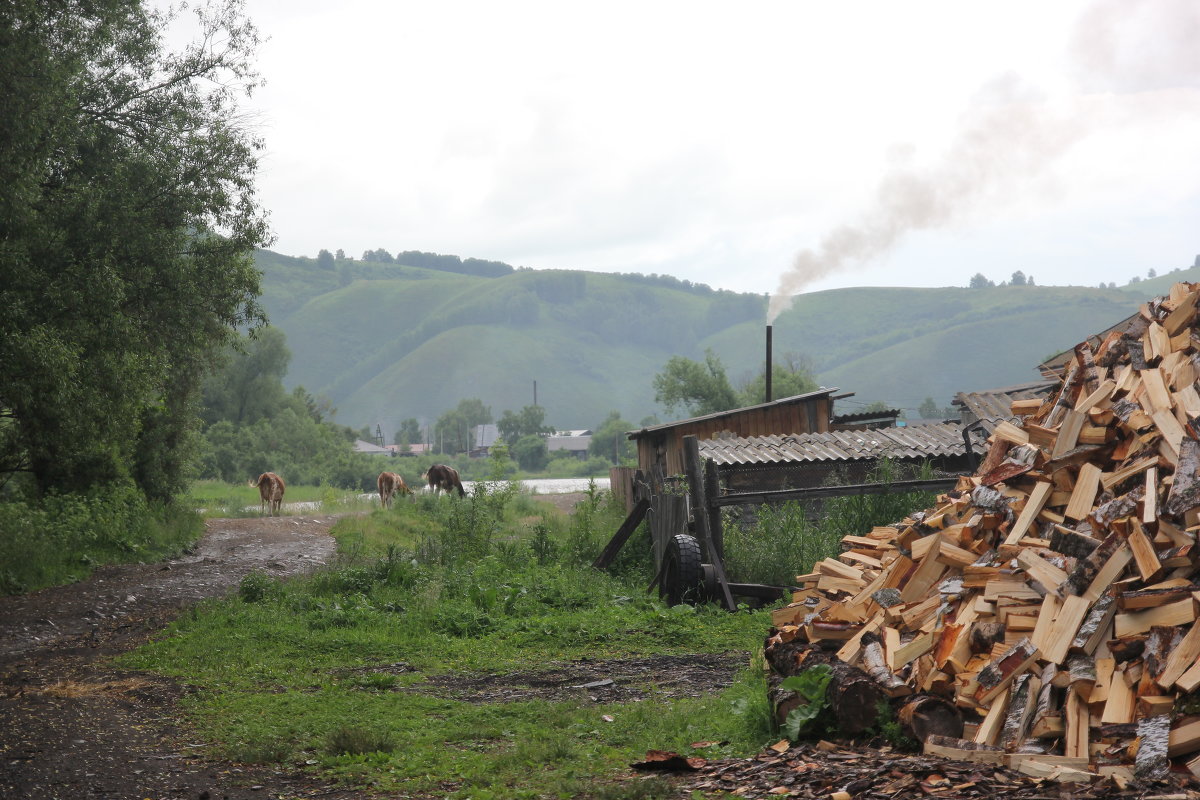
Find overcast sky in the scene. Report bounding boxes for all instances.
[225,0,1200,303]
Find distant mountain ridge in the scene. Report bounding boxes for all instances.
[255,248,1199,438]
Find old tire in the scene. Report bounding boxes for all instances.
[660,533,704,606]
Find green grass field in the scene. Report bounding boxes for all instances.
[119,487,777,798]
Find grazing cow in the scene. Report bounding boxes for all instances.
[249,472,286,516]
[422,464,465,497]
[377,471,411,508]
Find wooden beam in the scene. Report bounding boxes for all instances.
[592,498,650,569]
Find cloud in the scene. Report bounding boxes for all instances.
[767,0,1200,322]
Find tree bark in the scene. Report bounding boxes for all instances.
[765,640,885,735]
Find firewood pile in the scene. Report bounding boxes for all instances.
[765,282,1200,787]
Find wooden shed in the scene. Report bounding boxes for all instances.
[626,388,839,477]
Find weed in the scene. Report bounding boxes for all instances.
[872,700,920,751]
[589,777,675,800]
[231,736,294,764]
[350,673,399,691]
[528,522,558,565]
[238,571,279,603]
[325,725,395,756]
[778,666,832,740]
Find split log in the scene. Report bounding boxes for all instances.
[895,694,963,743]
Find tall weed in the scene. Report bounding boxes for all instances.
[0,485,201,595]
[723,459,940,586]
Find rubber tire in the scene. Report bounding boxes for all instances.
[660,533,704,606]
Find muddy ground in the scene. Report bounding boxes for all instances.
[0,495,748,800]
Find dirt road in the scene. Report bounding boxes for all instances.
[0,514,357,800]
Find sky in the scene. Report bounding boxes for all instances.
[208,0,1200,308]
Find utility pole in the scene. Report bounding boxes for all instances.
[533,380,537,407]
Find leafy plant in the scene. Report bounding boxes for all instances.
[870,699,919,751]
[779,665,832,740]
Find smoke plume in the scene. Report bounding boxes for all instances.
[767,0,1200,324]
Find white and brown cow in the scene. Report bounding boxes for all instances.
[249,472,286,516]
[377,471,411,508]
[422,464,465,497]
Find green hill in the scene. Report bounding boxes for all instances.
[255,249,1200,435]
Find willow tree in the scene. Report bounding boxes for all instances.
[0,0,271,499]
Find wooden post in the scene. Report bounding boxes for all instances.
[683,435,736,611]
[704,457,724,562]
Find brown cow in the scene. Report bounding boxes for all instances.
[249,472,286,516]
[422,464,465,497]
[377,471,411,508]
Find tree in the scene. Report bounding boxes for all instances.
[1010,270,1026,286]
[497,405,552,445]
[0,0,270,499]
[434,399,492,454]
[316,249,335,270]
[200,328,291,427]
[1148,268,1157,279]
[589,411,636,464]
[918,397,955,420]
[968,273,994,288]
[653,349,741,417]
[394,418,422,446]
[511,434,548,471]
[737,352,819,406]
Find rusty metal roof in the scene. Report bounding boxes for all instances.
[698,422,978,466]
[627,387,838,439]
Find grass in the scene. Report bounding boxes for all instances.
[184,479,375,518]
[119,485,777,798]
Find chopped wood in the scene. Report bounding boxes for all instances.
[1065,463,1103,521]
[759,283,1200,778]
[923,735,1006,765]
[1043,596,1090,664]
[1129,522,1165,583]
[1113,597,1196,638]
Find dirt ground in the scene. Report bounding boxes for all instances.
[0,494,743,800]
[0,514,359,800]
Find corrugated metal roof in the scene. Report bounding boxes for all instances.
[547,435,591,451]
[953,380,1058,425]
[832,408,901,424]
[699,422,978,466]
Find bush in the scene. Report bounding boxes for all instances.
[0,484,202,595]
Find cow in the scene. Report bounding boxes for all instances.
[422,464,465,497]
[377,471,411,508]
[249,472,286,516]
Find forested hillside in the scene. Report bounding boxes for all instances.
[257,251,1200,434]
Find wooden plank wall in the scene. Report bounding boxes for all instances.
[609,466,637,513]
[633,395,834,475]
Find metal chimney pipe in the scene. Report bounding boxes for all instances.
[765,325,773,404]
